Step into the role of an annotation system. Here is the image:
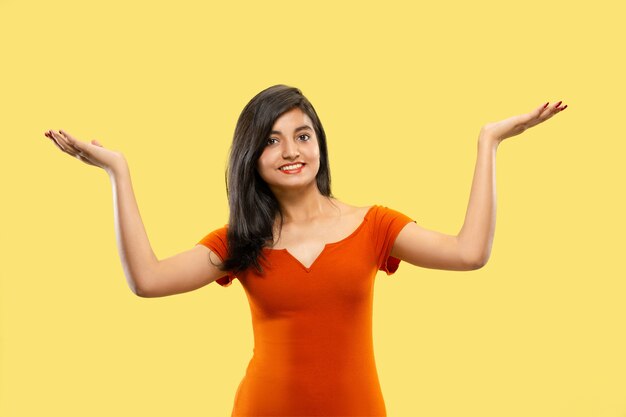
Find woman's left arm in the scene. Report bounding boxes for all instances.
[458,100,568,266]
[391,101,567,271]
[456,133,499,267]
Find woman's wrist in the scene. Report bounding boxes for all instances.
[107,155,129,178]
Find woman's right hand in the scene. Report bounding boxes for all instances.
[44,129,126,174]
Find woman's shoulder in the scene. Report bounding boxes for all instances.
[330,199,376,218]
[329,201,380,235]
[339,202,411,225]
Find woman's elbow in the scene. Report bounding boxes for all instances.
[470,254,490,270]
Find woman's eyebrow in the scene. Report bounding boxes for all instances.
[270,125,313,135]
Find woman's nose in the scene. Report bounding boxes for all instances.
[282,140,300,158]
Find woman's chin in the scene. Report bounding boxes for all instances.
[268,178,319,194]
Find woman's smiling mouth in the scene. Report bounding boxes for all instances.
[278,163,305,174]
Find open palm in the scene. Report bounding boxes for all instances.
[480,101,568,143]
[44,129,125,173]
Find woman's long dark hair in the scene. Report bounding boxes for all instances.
[217,84,333,275]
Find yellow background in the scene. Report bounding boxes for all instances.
[1,0,624,416]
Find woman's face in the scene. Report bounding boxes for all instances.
[256,107,321,194]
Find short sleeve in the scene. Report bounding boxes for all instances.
[196,224,237,287]
[371,205,416,275]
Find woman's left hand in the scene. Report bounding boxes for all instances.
[480,101,568,144]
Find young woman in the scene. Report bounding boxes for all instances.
[44,85,567,416]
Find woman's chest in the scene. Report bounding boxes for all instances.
[269,206,373,270]
[239,237,378,315]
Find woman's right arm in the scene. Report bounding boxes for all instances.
[108,163,157,295]
[110,163,229,297]
[45,130,228,297]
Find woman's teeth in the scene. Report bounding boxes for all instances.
[280,163,303,171]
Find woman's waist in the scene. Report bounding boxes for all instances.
[245,350,379,383]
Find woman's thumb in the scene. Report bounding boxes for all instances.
[91,139,103,147]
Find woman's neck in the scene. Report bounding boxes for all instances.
[272,186,337,224]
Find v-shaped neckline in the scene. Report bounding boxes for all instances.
[265,205,376,273]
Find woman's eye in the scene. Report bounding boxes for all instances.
[266,135,309,145]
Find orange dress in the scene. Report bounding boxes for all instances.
[197,205,415,417]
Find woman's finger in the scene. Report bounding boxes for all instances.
[533,101,564,126]
[59,130,83,150]
[51,130,80,158]
[536,102,550,117]
[542,101,565,119]
[50,130,72,153]
[59,129,76,141]
[47,131,68,152]
[59,130,84,154]
[45,131,63,150]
